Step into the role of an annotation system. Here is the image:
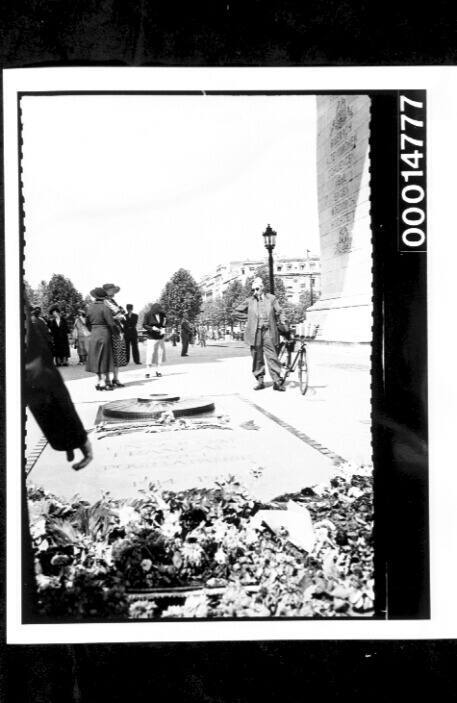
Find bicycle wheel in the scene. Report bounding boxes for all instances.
[277,343,290,383]
[298,349,309,395]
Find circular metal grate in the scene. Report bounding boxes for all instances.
[102,396,215,420]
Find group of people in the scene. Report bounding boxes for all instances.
[84,284,169,390]
[31,305,72,367]
[25,273,288,487]
[30,275,289,393]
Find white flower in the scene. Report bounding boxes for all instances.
[243,526,259,546]
[161,511,182,539]
[30,517,46,540]
[36,573,60,590]
[161,604,186,617]
[117,505,141,527]
[141,558,153,572]
[182,594,209,618]
[182,542,203,566]
[93,542,113,565]
[222,526,241,550]
[214,547,227,565]
[212,518,228,542]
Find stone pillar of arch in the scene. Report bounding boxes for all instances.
[306,95,372,343]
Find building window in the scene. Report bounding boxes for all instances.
[241,268,245,274]
[300,265,305,270]
[287,265,292,270]
[277,266,282,272]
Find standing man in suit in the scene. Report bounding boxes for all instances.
[124,304,140,364]
[234,277,287,391]
[180,314,193,357]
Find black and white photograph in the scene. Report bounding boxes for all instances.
[4,67,449,642]
[19,88,374,623]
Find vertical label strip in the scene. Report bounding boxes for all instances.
[398,91,427,252]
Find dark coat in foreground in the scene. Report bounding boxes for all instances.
[25,311,87,452]
[24,305,88,619]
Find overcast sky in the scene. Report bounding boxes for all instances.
[22,94,319,308]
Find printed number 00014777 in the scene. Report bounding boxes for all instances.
[399,94,426,250]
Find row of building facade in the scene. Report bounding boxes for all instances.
[200,95,371,343]
[199,254,321,305]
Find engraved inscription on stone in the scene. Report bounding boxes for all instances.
[335,226,352,254]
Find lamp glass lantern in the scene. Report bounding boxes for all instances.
[262,224,277,251]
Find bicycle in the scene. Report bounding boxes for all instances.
[277,334,309,395]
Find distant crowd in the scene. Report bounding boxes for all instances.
[29,282,234,391]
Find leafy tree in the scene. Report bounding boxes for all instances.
[159,269,202,326]
[222,280,245,330]
[299,287,321,311]
[24,279,35,306]
[32,280,49,311]
[198,296,226,327]
[281,288,322,325]
[41,274,85,326]
[243,264,287,306]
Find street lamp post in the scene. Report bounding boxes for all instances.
[262,224,277,295]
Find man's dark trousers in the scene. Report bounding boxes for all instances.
[125,332,140,364]
[251,327,282,384]
[181,335,190,356]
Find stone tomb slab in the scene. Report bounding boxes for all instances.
[27,395,336,502]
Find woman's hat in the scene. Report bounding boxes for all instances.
[103,283,121,294]
[90,287,108,298]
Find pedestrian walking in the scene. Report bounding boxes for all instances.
[143,302,167,377]
[72,308,91,364]
[48,306,70,366]
[233,276,288,391]
[85,287,116,390]
[102,283,127,388]
[180,314,193,357]
[170,328,179,346]
[198,324,207,347]
[124,304,141,364]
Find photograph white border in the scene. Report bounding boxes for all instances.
[4,66,456,643]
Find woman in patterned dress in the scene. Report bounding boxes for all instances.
[102,283,127,388]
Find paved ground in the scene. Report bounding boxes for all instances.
[59,339,250,381]
[26,341,371,502]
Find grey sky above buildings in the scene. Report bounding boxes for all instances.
[22,94,319,308]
